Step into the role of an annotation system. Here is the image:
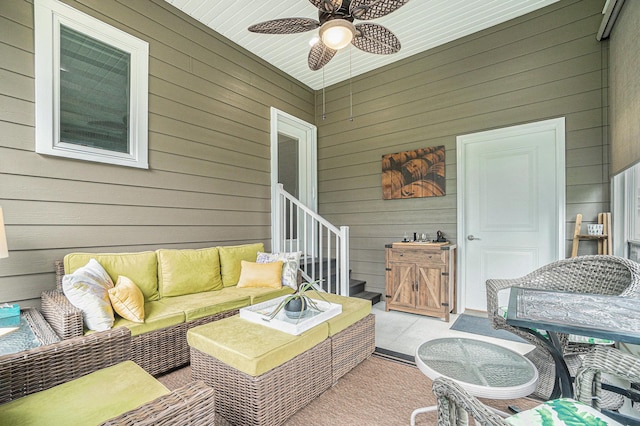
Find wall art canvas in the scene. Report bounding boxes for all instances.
[382,146,445,199]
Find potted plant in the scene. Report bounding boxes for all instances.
[266,280,328,321]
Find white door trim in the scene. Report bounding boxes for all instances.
[456,117,566,312]
[270,107,318,251]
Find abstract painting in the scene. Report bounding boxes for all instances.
[382,146,445,199]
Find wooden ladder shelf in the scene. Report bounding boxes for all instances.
[571,213,612,257]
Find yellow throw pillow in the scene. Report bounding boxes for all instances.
[108,276,145,323]
[236,260,283,289]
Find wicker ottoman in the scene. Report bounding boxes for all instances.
[307,292,375,382]
[188,316,332,426]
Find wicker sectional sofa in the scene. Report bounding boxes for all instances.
[41,243,296,376]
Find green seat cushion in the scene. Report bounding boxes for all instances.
[64,252,159,302]
[157,247,223,297]
[187,315,328,376]
[232,285,295,305]
[308,291,371,336]
[0,361,169,426]
[110,301,185,337]
[504,398,618,425]
[218,243,264,287]
[159,288,251,321]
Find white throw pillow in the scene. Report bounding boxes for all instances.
[256,251,302,289]
[62,258,115,331]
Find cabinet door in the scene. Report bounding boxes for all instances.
[388,262,416,309]
[416,265,446,312]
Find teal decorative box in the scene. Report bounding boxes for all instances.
[0,303,20,319]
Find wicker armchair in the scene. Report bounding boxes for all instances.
[485,255,640,399]
[432,346,639,425]
[0,327,215,425]
[0,327,131,403]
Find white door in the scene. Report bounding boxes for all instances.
[457,118,566,312]
[270,108,317,253]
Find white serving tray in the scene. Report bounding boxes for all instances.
[239,295,342,335]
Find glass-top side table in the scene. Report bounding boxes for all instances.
[0,308,60,356]
[410,337,538,425]
[416,337,538,399]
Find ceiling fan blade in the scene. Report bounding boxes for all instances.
[350,0,410,20]
[353,23,400,54]
[248,18,319,34]
[308,0,343,14]
[308,40,337,70]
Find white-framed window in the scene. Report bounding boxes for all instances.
[612,162,640,261]
[34,0,149,169]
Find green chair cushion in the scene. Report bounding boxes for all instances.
[308,291,371,336]
[157,247,223,297]
[64,252,159,302]
[504,398,620,425]
[0,361,169,426]
[158,288,251,322]
[218,243,264,287]
[110,301,185,337]
[187,315,328,376]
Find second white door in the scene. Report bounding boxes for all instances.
[457,118,566,312]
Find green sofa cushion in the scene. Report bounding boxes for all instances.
[110,301,185,337]
[158,288,251,322]
[157,247,223,297]
[218,243,264,287]
[231,285,295,305]
[308,291,371,336]
[64,252,159,302]
[0,361,169,426]
[187,315,328,376]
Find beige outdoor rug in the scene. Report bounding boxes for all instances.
[157,354,541,425]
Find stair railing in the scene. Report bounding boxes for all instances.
[273,183,349,296]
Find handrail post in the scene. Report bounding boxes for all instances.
[273,184,284,253]
[340,226,349,296]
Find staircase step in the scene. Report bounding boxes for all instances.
[349,278,366,295]
[301,258,337,271]
[351,291,382,305]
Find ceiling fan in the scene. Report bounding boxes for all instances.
[248,0,410,71]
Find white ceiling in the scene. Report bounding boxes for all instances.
[165,0,560,90]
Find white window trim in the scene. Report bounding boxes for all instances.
[612,163,640,259]
[34,0,149,169]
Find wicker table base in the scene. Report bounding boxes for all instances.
[191,338,332,426]
[330,314,375,382]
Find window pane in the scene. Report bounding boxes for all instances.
[59,25,130,153]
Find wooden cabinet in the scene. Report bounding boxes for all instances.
[385,243,456,321]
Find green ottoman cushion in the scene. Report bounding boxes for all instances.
[308,291,371,336]
[0,361,169,426]
[187,315,329,376]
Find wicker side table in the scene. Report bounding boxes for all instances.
[0,308,60,356]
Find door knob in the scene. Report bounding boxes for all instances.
[467,235,481,241]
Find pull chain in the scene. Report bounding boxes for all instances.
[322,66,326,120]
[349,45,353,122]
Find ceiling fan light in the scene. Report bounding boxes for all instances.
[319,20,355,50]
